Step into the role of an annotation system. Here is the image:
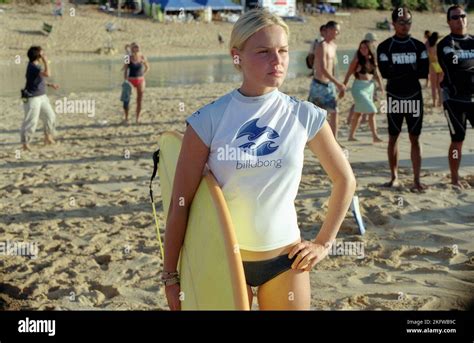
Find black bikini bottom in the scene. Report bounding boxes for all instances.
[242,255,297,287]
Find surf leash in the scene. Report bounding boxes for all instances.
[150,149,165,261]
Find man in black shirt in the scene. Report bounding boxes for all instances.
[437,5,474,189]
[377,7,429,191]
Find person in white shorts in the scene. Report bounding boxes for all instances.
[162,9,356,310]
[21,46,59,151]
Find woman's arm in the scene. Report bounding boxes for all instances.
[374,64,384,94]
[342,55,358,87]
[163,125,210,274]
[143,56,150,75]
[289,122,356,271]
[163,125,209,311]
[308,122,356,245]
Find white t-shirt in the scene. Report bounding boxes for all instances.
[186,88,327,251]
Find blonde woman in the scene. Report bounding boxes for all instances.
[162,9,356,310]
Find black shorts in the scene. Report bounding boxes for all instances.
[443,99,474,142]
[386,93,424,136]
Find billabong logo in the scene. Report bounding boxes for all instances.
[235,119,280,156]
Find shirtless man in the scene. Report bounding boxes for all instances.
[306,24,326,69]
[308,21,346,139]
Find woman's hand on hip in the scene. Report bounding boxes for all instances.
[288,240,330,272]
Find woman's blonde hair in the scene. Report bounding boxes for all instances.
[229,9,289,68]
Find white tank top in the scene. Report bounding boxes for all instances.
[186,88,327,251]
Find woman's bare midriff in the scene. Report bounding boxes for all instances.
[240,238,301,262]
[356,75,373,81]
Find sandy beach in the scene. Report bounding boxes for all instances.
[0,5,473,311]
[0,4,454,61]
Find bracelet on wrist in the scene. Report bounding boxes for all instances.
[161,271,179,278]
[161,276,180,287]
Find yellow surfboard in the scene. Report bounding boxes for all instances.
[157,131,249,310]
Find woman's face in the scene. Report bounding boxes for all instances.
[359,43,369,57]
[233,25,289,93]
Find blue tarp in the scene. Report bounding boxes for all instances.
[149,0,205,11]
[195,0,242,10]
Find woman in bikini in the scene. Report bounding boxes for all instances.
[342,39,384,143]
[427,32,444,108]
[162,9,356,310]
[123,42,149,124]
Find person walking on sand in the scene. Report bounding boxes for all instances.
[427,32,443,108]
[162,9,356,310]
[342,39,384,143]
[122,42,149,124]
[346,33,379,127]
[377,7,429,192]
[437,5,474,189]
[20,46,59,151]
[308,21,346,140]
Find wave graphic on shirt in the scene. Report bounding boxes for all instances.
[235,119,280,156]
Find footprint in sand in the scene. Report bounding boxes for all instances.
[464,175,474,187]
[94,255,112,270]
[373,257,402,269]
[102,216,117,224]
[362,272,417,285]
[452,258,474,271]
[405,265,450,274]
[363,204,391,226]
[400,245,458,261]
[75,290,106,306]
[373,247,408,268]
[337,219,360,234]
[88,281,120,299]
[359,187,383,197]
[47,287,74,300]
[19,187,33,195]
[380,245,459,270]
[0,283,28,300]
